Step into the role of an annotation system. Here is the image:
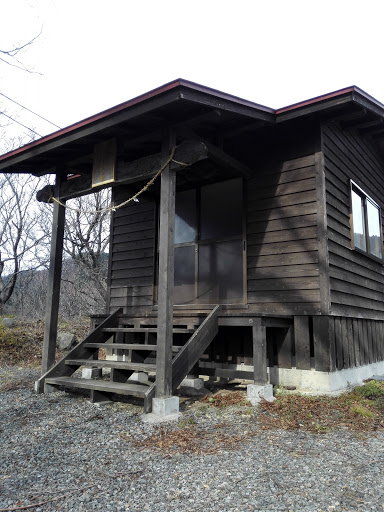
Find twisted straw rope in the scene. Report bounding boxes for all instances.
[51,146,187,215]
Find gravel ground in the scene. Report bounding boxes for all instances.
[0,366,383,512]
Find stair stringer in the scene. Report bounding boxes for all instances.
[35,308,123,393]
[143,305,222,413]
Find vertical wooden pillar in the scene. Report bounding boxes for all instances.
[294,316,311,370]
[41,175,66,375]
[252,318,268,385]
[156,132,176,398]
[313,315,331,371]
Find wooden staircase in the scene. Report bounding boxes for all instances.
[36,306,221,412]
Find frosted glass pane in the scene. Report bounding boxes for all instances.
[367,200,382,258]
[174,246,195,304]
[175,190,197,244]
[198,240,243,304]
[351,190,366,251]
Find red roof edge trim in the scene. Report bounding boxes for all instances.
[0,79,183,163]
[276,86,357,114]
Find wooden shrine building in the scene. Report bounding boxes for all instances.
[1,80,384,412]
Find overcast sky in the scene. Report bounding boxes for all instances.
[2,0,384,143]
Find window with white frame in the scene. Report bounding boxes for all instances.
[350,181,383,260]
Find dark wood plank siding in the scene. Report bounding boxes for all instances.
[108,186,156,314]
[246,155,321,315]
[327,316,384,369]
[322,121,384,320]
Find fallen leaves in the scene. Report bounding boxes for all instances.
[259,389,384,433]
[122,423,255,455]
[200,390,250,408]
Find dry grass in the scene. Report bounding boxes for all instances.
[259,380,384,433]
[0,317,90,367]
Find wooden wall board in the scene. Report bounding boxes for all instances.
[322,120,384,321]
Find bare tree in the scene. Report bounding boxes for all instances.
[0,172,49,311]
[62,190,111,314]
[0,30,42,74]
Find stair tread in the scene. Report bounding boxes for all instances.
[84,343,181,352]
[65,359,156,371]
[102,327,194,333]
[45,377,148,397]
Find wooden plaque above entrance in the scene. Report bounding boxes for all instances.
[92,139,116,187]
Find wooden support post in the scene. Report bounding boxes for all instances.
[313,316,331,371]
[41,175,66,375]
[156,132,176,398]
[294,316,311,370]
[252,318,268,385]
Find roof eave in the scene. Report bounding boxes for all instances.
[0,79,275,174]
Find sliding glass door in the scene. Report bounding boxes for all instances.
[174,178,245,305]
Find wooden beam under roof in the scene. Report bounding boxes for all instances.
[358,119,384,135]
[176,126,252,178]
[36,140,208,202]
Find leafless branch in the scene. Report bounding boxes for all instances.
[0,29,43,74]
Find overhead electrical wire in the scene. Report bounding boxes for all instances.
[0,111,43,137]
[0,91,62,130]
[0,90,62,139]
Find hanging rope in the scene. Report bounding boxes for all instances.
[50,146,188,215]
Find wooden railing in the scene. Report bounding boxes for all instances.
[35,308,122,393]
[143,305,221,413]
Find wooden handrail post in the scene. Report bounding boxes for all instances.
[41,172,66,375]
[156,130,176,398]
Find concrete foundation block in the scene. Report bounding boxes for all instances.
[247,384,275,406]
[152,396,179,415]
[129,372,150,385]
[141,396,181,423]
[180,377,204,390]
[82,367,102,379]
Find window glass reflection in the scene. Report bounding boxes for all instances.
[367,200,382,259]
[351,190,366,252]
[175,190,197,244]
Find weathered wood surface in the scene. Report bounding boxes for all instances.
[294,316,311,370]
[312,316,330,371]
[252,318,267,384]
[246,154,321,315]
[327,316,384,369]
[177,127,252,177]
[36,309,122,393]
[171,305,222,390]
[322,120,384,320]
[36,140,208,202]
[155,133,176,398]
[65,359,156,371]
[109,189,156,313]
[276,326,293,368]
[41,175,66,374]
[44,377,148,397]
